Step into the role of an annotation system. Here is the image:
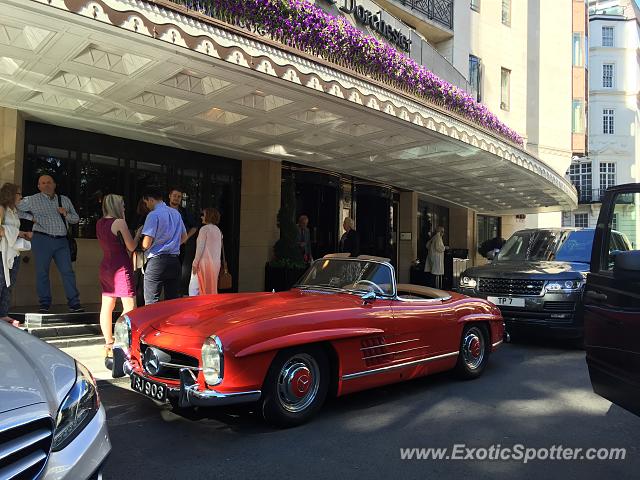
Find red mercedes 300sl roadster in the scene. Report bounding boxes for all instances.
[112,257,505,426]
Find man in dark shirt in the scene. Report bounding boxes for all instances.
[168,187,198,295]
[339,217,360,257]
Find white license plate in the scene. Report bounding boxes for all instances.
[487,296,525,307]
[131,374,167,402]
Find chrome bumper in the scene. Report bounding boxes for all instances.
[111,346,261,408]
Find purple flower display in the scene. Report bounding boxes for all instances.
[167,0,524,145]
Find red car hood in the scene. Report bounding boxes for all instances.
[135,289,368,338]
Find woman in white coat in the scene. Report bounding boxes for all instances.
[424,226,446,288]
[0,183,28,327]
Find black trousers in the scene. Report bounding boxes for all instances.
[178,238,196,296]
[143,255,180,305]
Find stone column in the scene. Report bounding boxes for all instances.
[0,107,24,185]
[238,159,281,292]
[397,191,418,284]
[449,207,476,265]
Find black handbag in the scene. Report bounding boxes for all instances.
[58,195,78,262]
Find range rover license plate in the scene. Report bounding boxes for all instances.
[488,296,525,307]
[131,374,167,402]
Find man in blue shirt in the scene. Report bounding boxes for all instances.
[141,189,187,304]
[17,175,83,313]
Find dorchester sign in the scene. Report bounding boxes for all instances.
[324,0,412,52]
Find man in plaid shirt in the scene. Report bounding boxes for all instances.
[17,175,83,313]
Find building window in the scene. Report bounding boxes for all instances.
[612,213,618,231]
[600,162,616,191]
[500,68,510,110]
[24,122,241,241]
[568,161,592,202]
[574,213,589,228]
[602,26,614,47]
[471,0,480,12]
[501,0,511,26]
[469,55,482,102]
[572,100,584,133]
[602,63,614,88]
[562,212,572,227]
[572,33,583,66]
[603,108,615,134]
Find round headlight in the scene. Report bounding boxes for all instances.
[113,315,131,349]
[564,280,575,289]
[52,362,99,451]
[202,336,223,386]
[546,282,562,291]
[460,276,477,288]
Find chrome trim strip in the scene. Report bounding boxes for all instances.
[492,340,503,348]
[363,345,430,360]
[159,361,200,371]
[342,351,459,380]
[360,338,419,351]
[0,415,51,436]
[0,451,47,480]
[0,429,51,462]
[182,384,262,405]
[393,295,452,303]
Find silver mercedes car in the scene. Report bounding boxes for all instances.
[0,321,110,479]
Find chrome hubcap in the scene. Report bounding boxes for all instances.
[462,327,485,370]
[277,354,320,413]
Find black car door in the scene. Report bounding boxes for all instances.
[584,184,640,416]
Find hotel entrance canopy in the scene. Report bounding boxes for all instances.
[0,0,577,214]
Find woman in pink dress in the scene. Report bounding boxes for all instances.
[192,208,222,295]
[96,194,139,357]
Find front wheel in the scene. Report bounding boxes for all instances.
[261,347,329,427]
[455,324,490,379]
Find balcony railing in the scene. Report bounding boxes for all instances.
[577,188,603,203]
[395,0,454,30]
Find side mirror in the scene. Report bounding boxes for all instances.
[361,291,377,305]
[614,250,640,281]
[487,249,499,261]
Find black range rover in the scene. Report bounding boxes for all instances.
[458,228,631,339]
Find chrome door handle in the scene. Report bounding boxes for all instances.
[585,290,608,302]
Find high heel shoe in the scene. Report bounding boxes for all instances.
[104,341,114,370]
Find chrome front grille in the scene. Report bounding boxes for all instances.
[478,278,545,296]
[0,416,53,480]
[140,343,199,380]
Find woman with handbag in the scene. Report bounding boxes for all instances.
[0,183,29,327]
[192,208,224,295]
[96,194,140,359]
[132,198,149,307]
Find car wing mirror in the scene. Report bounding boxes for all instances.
[361,291,377,305]
[487,249,499,262]
[614,250,640,282]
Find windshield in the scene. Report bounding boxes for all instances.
[496,230,594,263]
[296,258,394,296]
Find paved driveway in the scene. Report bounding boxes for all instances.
[65,340,639,479]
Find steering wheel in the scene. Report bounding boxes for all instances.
[352,279,386,295]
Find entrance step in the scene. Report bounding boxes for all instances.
[28,323,103,340]
[9,304,121,326]
[10,305,120,348]
[46,335,105,348]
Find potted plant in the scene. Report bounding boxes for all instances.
[265,177,308,292]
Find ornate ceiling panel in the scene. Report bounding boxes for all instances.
[0,0,577,213]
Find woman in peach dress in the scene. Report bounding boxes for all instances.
[192,208,222,295]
